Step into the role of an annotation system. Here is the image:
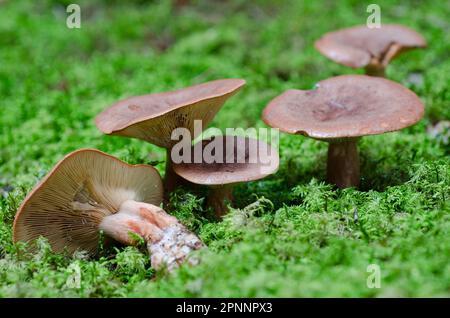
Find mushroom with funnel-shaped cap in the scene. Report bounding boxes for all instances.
[95,79,246,196]
[173,135,279,217]
[314,24,427,77]
[13,149,204,272]
[262,75,424,188]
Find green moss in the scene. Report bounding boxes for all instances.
[0,0,449,297]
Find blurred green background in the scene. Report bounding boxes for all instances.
[0,0,448,297]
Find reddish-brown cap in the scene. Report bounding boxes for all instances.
[95,79,246,148]
[13,149,163,255]
[315,24,426,68]
[173,135,279,185]
[262,75,424,140]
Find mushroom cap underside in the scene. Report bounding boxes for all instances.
[13,148,163,255]
[95,79,246,148]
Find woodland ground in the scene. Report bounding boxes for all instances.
[0,0,449,297]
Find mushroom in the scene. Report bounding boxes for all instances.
[262,75,424,188]
[314,24,427,77]
[427,121,450,147]
[13,149,204,271]
[173,135,279,217]
[95,79,246,196]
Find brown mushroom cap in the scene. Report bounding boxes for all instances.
[315,24,427,68]
[173,135,279,185]
[262,75,424,140]
[13,149,163,255]
[95,79,246,148]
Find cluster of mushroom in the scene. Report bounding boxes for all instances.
[263,24,426,188]
[13,23,426,272]
[95,79,278,216]
[13,79,279,271]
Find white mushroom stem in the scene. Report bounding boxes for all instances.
[99,200,204,271]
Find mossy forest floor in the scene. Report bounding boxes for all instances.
[0,0,449,297]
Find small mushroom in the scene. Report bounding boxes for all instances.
[95,79,246,196]
[314,24,427,77]
[173,135,279,217]
[262,75,424,188]
[13,149,204,271]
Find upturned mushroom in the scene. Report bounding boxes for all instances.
[95,79,246,195]
[13,149,204,271]
[314,24,427,77]
[262,75,424,188]
[173,135,279,217]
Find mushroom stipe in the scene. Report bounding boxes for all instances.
[327,138,360,188]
